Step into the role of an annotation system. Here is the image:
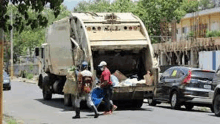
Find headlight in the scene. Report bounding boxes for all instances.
[4,80,9,83]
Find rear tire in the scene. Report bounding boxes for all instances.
[214,94,220,116]
[170,91,181,110]
[185,104,194,111]
[64,94,72,106]
[148,98,157,106]
[132,99,143,108]
[42,76,52,100]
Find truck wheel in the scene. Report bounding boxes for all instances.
[185,104,194,111]
[42,76,52,100]
[43,89,52,100]
[214,94,220,116]
[64,94,72,106]
[132,99,143,108]
[148,98,157,106]
[170,91,180,110]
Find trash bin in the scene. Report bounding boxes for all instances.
[91,87,105,107]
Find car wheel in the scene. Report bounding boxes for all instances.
[214,94,220,116]
[185,104,194,111]
[148,98,157,106]
[64,94,72,106]
[210,106,214,113]
[170,91,180,110]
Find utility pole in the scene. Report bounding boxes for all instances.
[10,9,14,79]
[0,28,4,124]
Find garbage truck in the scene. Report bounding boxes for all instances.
[35,12,159,108]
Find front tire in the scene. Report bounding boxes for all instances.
[214,94,220,116]
[170,91,180,110]
[42,76,52,100]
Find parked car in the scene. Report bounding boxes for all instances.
[3,70,11,90]
[212,66,220,116]
[148,66,215,111]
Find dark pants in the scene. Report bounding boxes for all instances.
[103,85,113,111]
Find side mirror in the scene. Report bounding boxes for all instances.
[35,47,39,56]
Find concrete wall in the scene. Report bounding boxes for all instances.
[8,64,39,76]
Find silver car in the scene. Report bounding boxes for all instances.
[3,71,11,90]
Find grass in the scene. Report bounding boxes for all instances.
[4,115,19,124]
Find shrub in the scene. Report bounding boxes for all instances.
[206,30,220,37]
[27,73,33,79]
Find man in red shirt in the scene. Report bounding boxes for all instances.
[98,61,117,115]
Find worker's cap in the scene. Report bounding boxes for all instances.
[98,61,107,67]
[82,61,88,66]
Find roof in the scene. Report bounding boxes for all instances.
[70,13,139,22]
[182,7,220,19]
[169,66,215,73]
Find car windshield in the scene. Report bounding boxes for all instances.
[191,70,215,80]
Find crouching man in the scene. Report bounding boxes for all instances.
[73,61,99,119]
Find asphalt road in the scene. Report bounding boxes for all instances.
[3,81,220,124]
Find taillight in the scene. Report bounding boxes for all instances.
[182,70,191,84]
[129,26,132,30]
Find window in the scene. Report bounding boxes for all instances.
[182,27,187,34]
[177,70,185,78]
[171,69,178,78]
[163,68,173,77]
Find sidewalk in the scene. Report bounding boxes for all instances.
[12,76,38,84]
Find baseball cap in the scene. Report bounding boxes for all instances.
[98,61,107,66]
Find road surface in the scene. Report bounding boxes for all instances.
[3,81,220,124]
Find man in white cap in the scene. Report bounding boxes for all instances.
[98,61,117,115]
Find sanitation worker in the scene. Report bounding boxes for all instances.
[72,61,99,119]
[98,61,117,115]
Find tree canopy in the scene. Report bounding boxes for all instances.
[0,0,64,32]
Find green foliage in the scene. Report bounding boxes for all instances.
[29,64,34,71]
[1,0,64,32]
[4,5,71,63]
[188,31,195,37]
[206,30,220,37]
[27,73,33,79]
[199,0,215,10]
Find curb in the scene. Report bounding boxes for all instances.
[12,78,38,84]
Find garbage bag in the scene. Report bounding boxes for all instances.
[111,75,119,87]
[121,79,132,86]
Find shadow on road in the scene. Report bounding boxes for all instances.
[207,114,220,118]
[35,98,73,111]
[154,105,211,113]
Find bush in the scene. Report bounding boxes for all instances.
[206,30,220,37]
[27,73,33,79]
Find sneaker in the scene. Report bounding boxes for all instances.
[103,111,112,115]
[111,105,117,112]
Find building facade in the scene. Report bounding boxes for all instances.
[176,7,220,42]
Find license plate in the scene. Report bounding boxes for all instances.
[204,85,211,89]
